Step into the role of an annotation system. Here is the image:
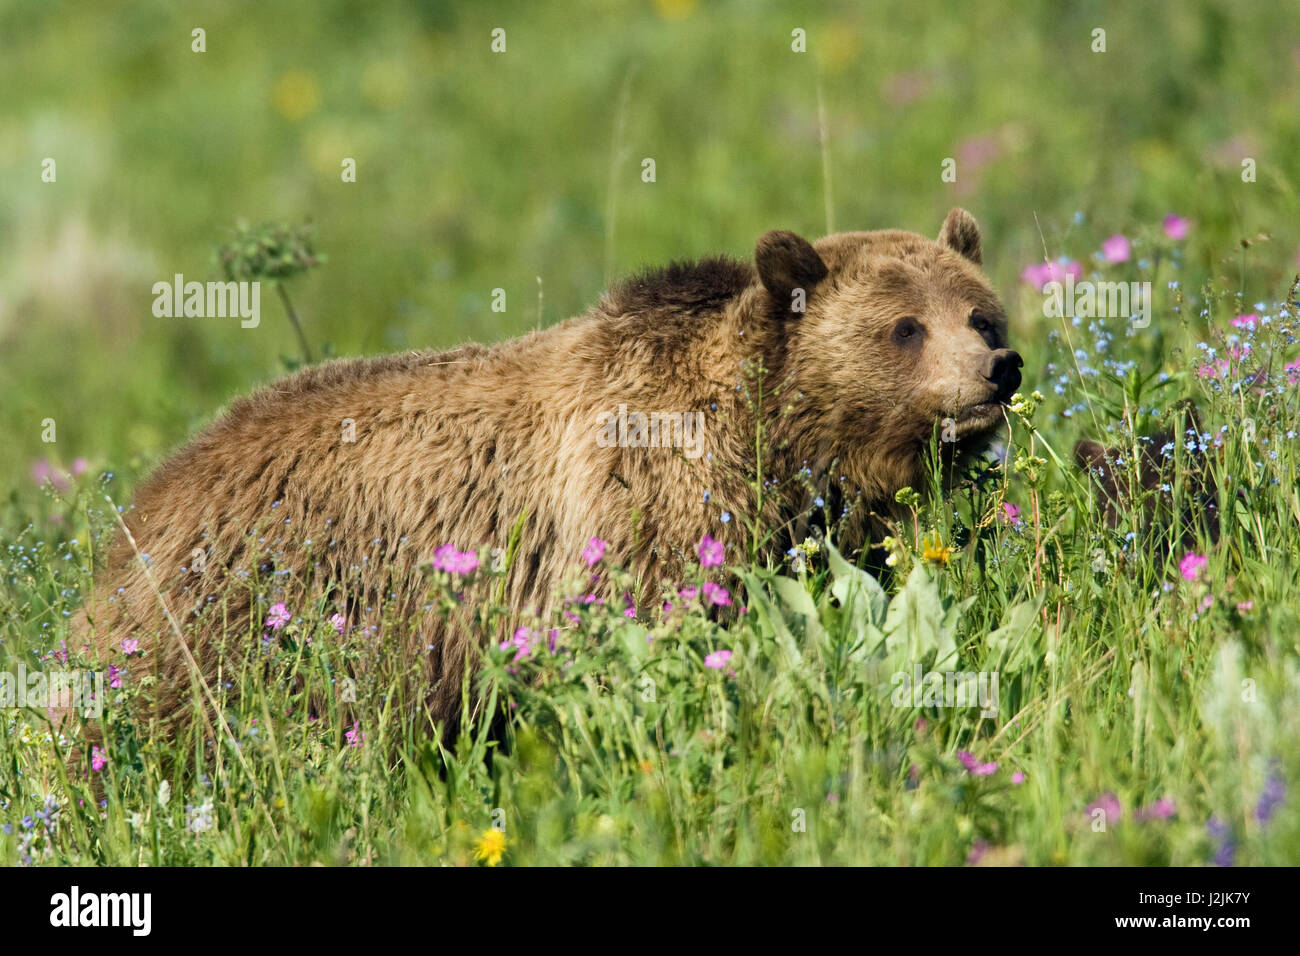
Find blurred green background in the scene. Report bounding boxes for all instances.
[2,0,1297,510]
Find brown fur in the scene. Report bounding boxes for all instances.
[74,208,1018,737]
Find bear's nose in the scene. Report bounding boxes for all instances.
[986,349,1023,401]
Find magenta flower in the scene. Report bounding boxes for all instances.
[1230,313,1257,330]
[1285,359,1300,386]
[1086,792,1122,825]
[582,537,607,566]
[1163,215,1190,240]
[701,581,731,606]
[704,649,733,670]
[697,535,725,568]
[1236,601,1254,612]
[679,585,699,600]
[108,663,121,689]
[623,594,637,619]
[1011,772,1026,785]
[121,638,139,655]
[1001,502,1021,525]
[1101,234,1131,263]
[29,458,71,492]
[499,626,533,662]
[91,746,108,772]
[345,720,365,748]
[329,613,346,635]
[266,602,291,630]
[432,543,479,575]
[1020,258,1083,292]
[1135,797,1176,822]
[1179,552,1208,582]
[957,751,998,776]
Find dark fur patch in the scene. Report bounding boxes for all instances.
[602,256,755,317]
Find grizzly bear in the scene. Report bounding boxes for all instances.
[74,207,1020,738]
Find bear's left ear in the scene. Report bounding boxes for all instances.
[938,207,983,265]
[756,230,829,315]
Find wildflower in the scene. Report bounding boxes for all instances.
[90,746,108,772]
[704,649,733,670]
[499,626,533,662]
[623,594,637,619]
[1001,502,1021,525]
[1230,313,1257,330]
[1101,234,1131,263]
[107,663,121,689]
[697,534,725,568]
[582,537,607,566]
[329,613,346,635]
[921,533,954,566]
[344,720,365,748]
[432,543,479,575]
[1286,359,1300,385]
[1163,214,1190,240]
[187,799,215,835]
[266,602,291,630]
[957,751,998,776]
[679,585,699,600]
[473,828,507,866]
[1236,601,1253,613]
[1255,772,1285,825]
[1011,772,1026,785]
[1086,792,1122,826]
[701,581,731,606]
[1134,797,1176,822]
[1179,552,1208,581]
[121,638,139,655]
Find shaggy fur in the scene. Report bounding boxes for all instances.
[74,208,1019,736]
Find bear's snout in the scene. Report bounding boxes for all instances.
[984,349,1023,401]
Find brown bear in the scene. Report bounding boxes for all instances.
[74,208,1019,738]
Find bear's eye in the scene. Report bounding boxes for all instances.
[892,316,924,346]
[970,311,993,334]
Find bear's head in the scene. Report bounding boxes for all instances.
[754,208,1020,499]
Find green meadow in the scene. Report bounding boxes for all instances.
[2,0,1298,864]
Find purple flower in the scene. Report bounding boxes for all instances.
[91,746,108,772]
[1101,234,1131,263]
[499,626,533,662]
[1085,792,1122,826]
[701,581,731,606]
[1230,313,1257,330]
[1135,797,1176,822]
[1163,214,1190,240]
[1011,772,1026,785]
[582,537,607,566]
[1020,258,1083,292]
[704,649,732,670]
[432,543,480,575]
[1179,552,1208,582]
[345,720,365,748]
[957,751,998,776]
[1255,772,1286,825]
[266,602,291,630]
[679,585,699,601]
[1001,502,1021,525]
[121,638,139,655]
[329,613,346,635]
[108,663,122,689]
[697,535,725,568]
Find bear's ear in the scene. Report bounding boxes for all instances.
[755,230,828,314]
[938,207,983,265]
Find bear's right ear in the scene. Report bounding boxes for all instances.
[756,230,828,315]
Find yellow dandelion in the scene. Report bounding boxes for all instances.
[921,533,954,566]
[473,827,507,867]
